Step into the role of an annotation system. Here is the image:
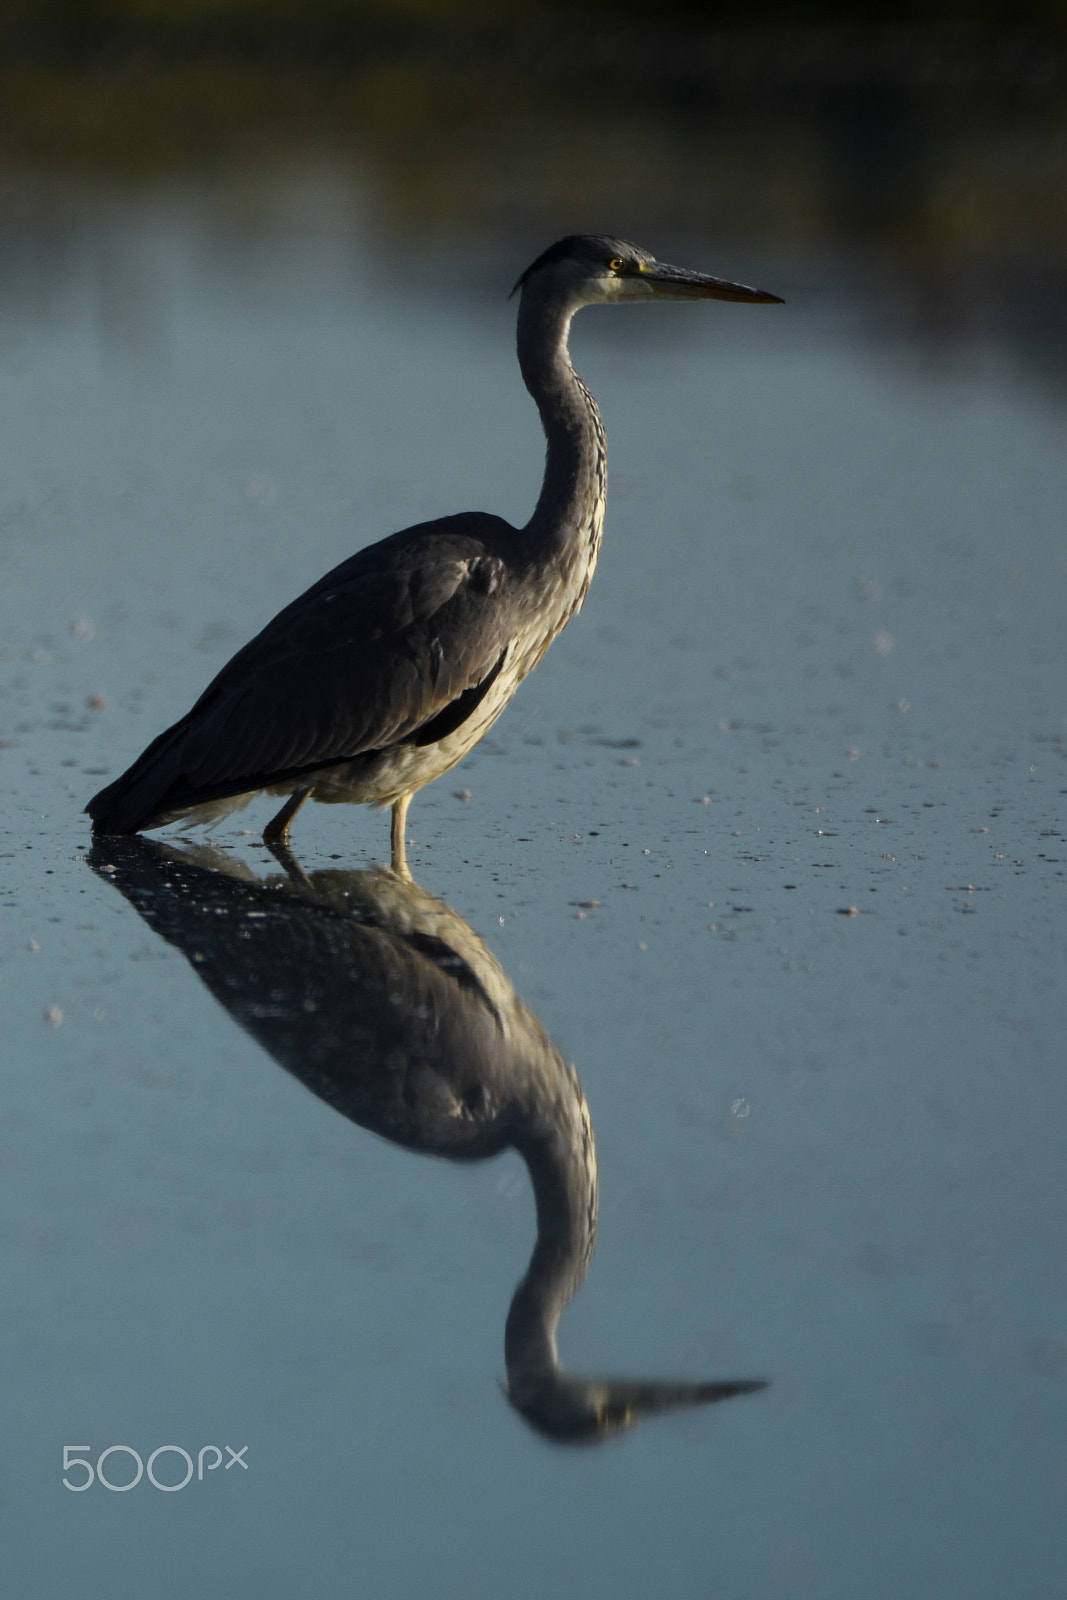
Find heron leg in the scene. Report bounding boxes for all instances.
[390,792,413,880]
[263,785,312,845]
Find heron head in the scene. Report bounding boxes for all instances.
[512,233,783,310]
[506,1370,769,1445]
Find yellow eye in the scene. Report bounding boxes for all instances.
[609,257,628,272]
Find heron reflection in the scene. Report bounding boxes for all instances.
[89,837,765,1442]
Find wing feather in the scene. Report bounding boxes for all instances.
[163,518,515,792]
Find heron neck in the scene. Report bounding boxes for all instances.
[517,292,606,564]
[505,1083,598,1380]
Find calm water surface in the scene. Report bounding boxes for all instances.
[1,176,1065,1598]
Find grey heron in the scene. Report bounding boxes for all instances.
[87,235,781,874]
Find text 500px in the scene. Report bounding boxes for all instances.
[62,1444,248,1491]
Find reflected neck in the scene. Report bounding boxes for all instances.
[505,1077,598,1381]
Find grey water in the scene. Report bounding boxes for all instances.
[2,173,1065,1597]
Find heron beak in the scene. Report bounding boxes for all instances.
[642,260,783,304]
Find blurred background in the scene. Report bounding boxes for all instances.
[2,8,1066,1600]
[2,0,1066,331]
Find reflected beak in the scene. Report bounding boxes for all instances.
[642,260,783,304]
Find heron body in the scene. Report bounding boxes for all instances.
[87,235,780,873]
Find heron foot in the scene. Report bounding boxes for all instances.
[263,785,312,845]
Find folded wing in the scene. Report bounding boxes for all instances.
[88,514,518,833]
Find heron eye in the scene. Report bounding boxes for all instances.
[609,257,628,272]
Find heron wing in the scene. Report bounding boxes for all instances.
[173,517,517,789]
